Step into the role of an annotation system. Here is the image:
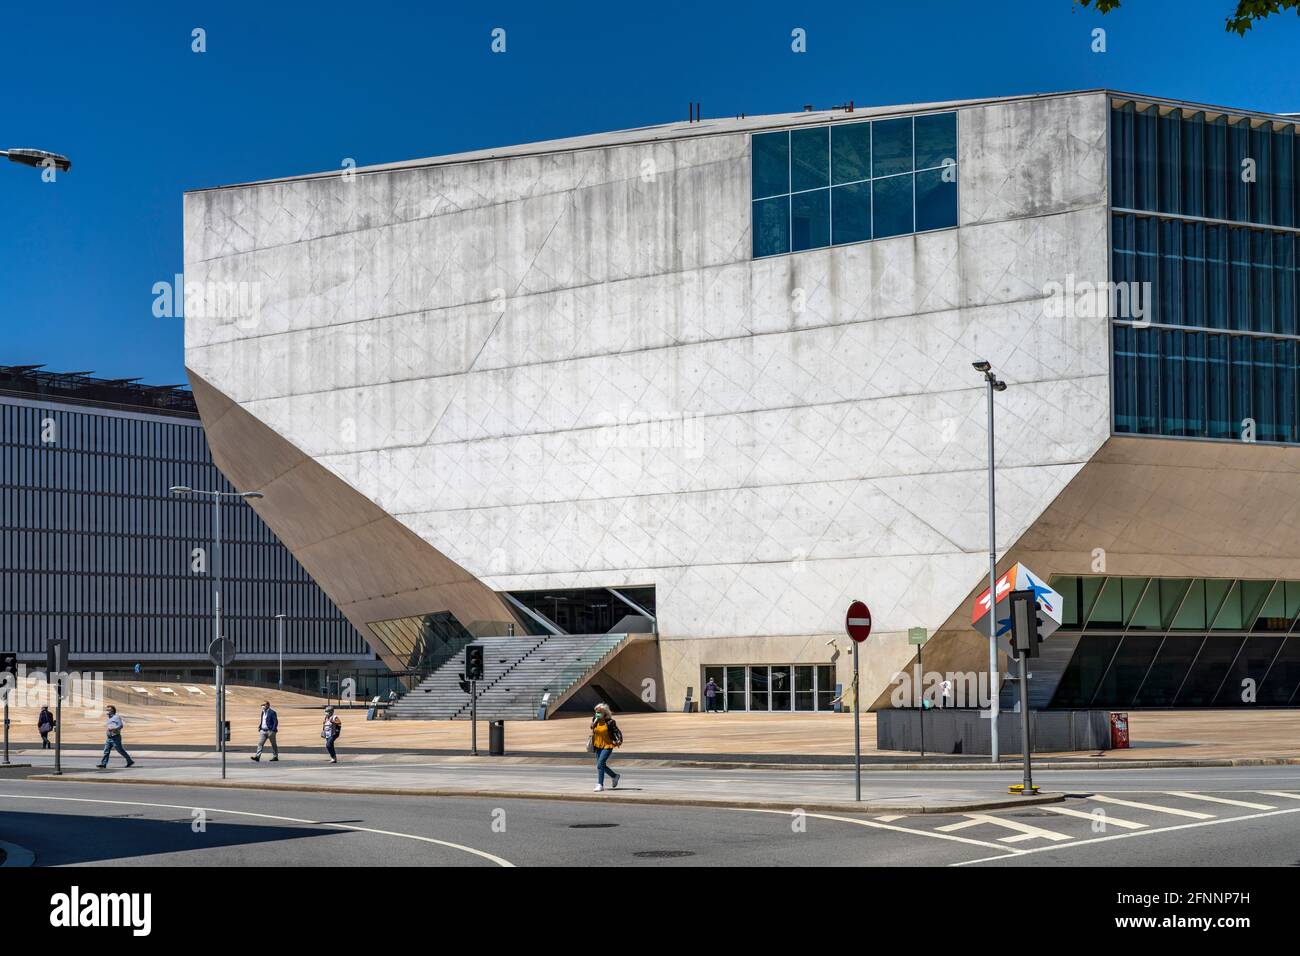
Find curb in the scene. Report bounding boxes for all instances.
[27,773,1064,815]
[0,840,36,867]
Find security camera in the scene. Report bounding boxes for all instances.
[972,360,991,373]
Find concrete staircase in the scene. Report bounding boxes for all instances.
[387,632,637,720]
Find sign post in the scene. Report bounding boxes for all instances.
[1,652,16,767]
[844,601,872,802]
[908,628,928,757]
[47,639,69,776]
[208,637,237,780]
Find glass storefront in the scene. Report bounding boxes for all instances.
[1050,575,1300,708]
[703,664,838,712]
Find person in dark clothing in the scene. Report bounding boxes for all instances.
[251,701,279,762]
[37,706,55,749]
[97,705,134,769]
[321,707,342,763]
[703,677,722,713]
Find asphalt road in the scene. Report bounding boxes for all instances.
[4,765,1300,866]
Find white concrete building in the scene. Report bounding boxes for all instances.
[184,90,1300,715]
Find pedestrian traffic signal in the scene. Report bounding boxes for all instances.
[1008,589,1044,658]
[465,644,484,682]
[0,653,16,678]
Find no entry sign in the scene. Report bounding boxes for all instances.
[845,601,872,643]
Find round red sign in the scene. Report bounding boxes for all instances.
[845,600,872,643]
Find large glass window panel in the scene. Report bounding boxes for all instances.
[915,167,958,232]
[1134,636,1202,705]
[752,131,790,200]
[1229,229,1251,331]
[1127,579,1162,630]
[872,174,913,238]
[748,665,769,711]
[831,122,870,185]
[1113,325,1137,433]
[1252,336,1279,441]
[1249,122,1272,225]
[1181,110,1205,216]
[1135,328,1160,434]
[1157,577,1194,629]
[791,188,829,252]
[1207,334,1232,437]
[752,197,790,258]
[1230,335,1253,434]
[1159,331,1187,435]
[1158,109,1181,215]
[1053,635,1123,707]
[1134,104,1159,210]
[1055,575,1083,626]
[1158,219,1183,325]
[1258,636,1300,704]
[1183,221,1206,329]
[1112,102,1135,209]
[1275,125,1296,228]
[1122,577,1153,628]
[770,665,792,711]
[1229,119,1251,223]
[1085,577,1124,629]
[1206,115,1228,220]
[872,117,913,178]
[1214,635,1285,705]
[1275,233,1296,336]
[817,665,836,711]
[794,665,815,711]
[1277,339,1297,443]
[1206,225,1229,329]
[914,112,957,170]
[1251,230,1275,333]
[790,126,829,193]
[1253,581,1289,631]
[1171,579,1208,629]
[1184,332,1208,435]
[1175,636,1246,705]
[831,182,871,245]
[726,666,747,711]
[1092,635,1163,706]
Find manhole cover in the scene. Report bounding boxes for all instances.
[569,823,619,829]
[632,850,695,859]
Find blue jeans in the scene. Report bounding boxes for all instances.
[325,736,337,760]
[596,747,618,786]
[100,735,132,766]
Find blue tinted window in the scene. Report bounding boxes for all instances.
[832,122,870,184]
[791,189,829,251]
[914,112,957,170]
[831,182,870,244]
[752,131,789,200]
[915,167,958,232]
[790,127,829,193]
[752,196,789,257]
[872,117,913,177]
[873,175,913,238]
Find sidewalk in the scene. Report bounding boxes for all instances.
[30,755,1063,815]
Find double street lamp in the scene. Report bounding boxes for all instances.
[973,361,1007,764]
[169,485,264,752]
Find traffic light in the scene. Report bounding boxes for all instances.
[0,653,16,677]
[465,644,485,682]
[1009,589,1044,658]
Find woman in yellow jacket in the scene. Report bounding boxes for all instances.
[589,702,623,791]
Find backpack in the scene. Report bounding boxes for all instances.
[331,717,342,739]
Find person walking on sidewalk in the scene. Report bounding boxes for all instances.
[98,705,134,769]
[321,707,342,763]
[703,677,721,713]
[589,702,623,792]
[251,701,279,762]
[37,705,55,749]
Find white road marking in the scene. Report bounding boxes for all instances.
[733,808,1021,853]
[874,814,906,822]
[1038,805,1146,830]
[0,792,513,867]
[1256,791,1300,801]
[937,813,1069,842]
[1090,794,1214,820]
[1166,791,1275,811]
[950,804,1300,866]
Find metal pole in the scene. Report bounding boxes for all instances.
[470,679,478,756]
[277,615,284,690]
[852,640,861,801]
[213,493,222,750]
[219,662,227,780]
[54,676,62,775]
[1018,650,1033,792]
[918,642,925,759]
[986,378,1000,763]
[3,697,9,766]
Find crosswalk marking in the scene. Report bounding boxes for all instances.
[1091,794,1214,820]
[874,814,906,822]
[1256,791,1300,802]
[936,813,1070,842]
[1166,791,1275,811]
[1038,804,1146,830]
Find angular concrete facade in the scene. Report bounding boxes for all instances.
[183,91,1114,706]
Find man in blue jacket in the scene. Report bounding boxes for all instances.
[251,701,279,762]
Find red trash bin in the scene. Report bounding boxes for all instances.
[1109,712,1130,749]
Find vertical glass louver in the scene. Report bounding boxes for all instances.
[1111,100,1300,443]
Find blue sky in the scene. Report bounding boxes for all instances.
[3,0,1299,384]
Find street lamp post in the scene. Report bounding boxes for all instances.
[1,148,72,172]
[169,485,264,753]
[274,613,286,690]
[972,361,1007,764]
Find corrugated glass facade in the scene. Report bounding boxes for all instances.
[0,394,370,666]
[1111,99,1300,442]
[1049,575,1300,708]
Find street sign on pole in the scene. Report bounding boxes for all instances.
[1008,589,1041,795]
[907,629,929,757]
[844,601,872,801]
[46,639,69,776]
[1,652,16,767]
[208,637,237,780]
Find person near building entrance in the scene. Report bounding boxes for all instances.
[703,677,721,713]
[589,702,623,791]
[98,705,134,769]
[251,701,279,762]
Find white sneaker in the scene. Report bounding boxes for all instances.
[593,785,603,792]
